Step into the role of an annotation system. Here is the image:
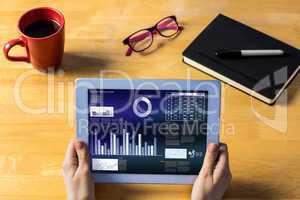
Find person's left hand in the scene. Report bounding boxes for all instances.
[62,139,95,200]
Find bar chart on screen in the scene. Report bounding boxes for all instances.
[91,129,159,157]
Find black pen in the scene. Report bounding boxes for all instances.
[216,49,286,58]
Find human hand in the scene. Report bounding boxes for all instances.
[62,139,95,200]
[191,143,232,200]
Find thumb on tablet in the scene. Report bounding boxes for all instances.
[201,143,219,176]
[74,140,89,167]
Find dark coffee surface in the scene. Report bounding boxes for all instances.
[24,19,59,38]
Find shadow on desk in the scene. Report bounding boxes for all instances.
[94,183,191,200]
[60,52,111,74]
[139,30,183,56]
[94,180,293,199]
[225,179,287,199]
[283,75,300,105]
[269,75,300,106]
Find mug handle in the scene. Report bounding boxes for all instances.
[3,37,30,62]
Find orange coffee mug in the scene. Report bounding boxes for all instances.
[3,7,65,71]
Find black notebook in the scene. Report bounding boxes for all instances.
[183,14,300,104]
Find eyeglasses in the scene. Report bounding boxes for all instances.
[123,16,183,56]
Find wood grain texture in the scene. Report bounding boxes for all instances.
[0,0,300,199]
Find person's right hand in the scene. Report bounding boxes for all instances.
[191,143,232,200]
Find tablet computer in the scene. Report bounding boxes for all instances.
[76,78,220,184]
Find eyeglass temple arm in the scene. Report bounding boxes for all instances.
[126,47,133,56]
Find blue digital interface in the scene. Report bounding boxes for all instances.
[88,89,208,175]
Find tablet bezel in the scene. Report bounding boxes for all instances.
[76,78,220,184]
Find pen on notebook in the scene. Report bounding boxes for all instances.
[216,49,286,58]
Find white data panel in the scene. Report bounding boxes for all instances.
[165,148,187,159]
[92,158,118,171]
[90,106,114,117]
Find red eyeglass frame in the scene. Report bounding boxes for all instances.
[122,15,184,56]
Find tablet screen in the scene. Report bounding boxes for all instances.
[88,89,208,175]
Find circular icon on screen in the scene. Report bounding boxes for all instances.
[133,96,152,118]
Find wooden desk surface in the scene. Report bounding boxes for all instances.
[0,0,300,199]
